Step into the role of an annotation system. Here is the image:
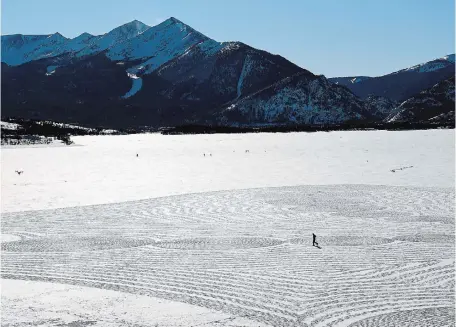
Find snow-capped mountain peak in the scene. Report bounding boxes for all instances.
[442,54,455,63]
[1,33,68,66]
[107,17,211,73]
[399,53,455,74]
[74,20,151,58]
[107,20,151,40]
[76,32,94,40]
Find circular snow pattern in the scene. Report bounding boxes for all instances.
[348,307,454,327]
[1,185,454,326]
[1,237,153,252]
[153,237,284,250]
[290,236,393,246]
[1,234,21,243]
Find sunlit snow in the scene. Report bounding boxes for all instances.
[1,130,454,326]
[121,73,143,98]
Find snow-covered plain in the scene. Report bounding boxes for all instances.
[1,130,455,326]
[2,130,454,212]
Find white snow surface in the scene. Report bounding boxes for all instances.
[2,279,265,327]
[443,54,455,63]
[1,130,454,326]
[45,65,58,75]
[121,73,143,98]
[1,121,21,130]
[1,130,453,213]
[1,234,21,243]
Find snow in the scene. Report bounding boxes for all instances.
[1,130,454,326]
[220,42,241,54]
[1,130,453,212]
[443,54,455,63]
[121,73,143,98]
[236,55,254,98]
[2,32,96,66]
[108,18,210,74]
[398,54,455,74]
[2,279,266,327]
[1,33,68,66]
[76,20,150,58]
[31,120,96,132]
[45,65,58,76]
[101,129,118,134]
[1,121,21,130]
[197,39,225,56]
[1,234,21,243]
[232,79,358,124]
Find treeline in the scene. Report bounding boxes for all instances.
[160,120,455,135]
[2,118,102,136]
[0,118,146,136]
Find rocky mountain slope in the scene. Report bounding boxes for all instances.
[329,55,455,102]
[1,18,454,128]
[386,76,455,123]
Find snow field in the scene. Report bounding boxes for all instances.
[1,130,454,213]
[1,129,454,326]
[2,279,264,327]
[1,185,454,326]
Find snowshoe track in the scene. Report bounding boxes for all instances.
[2,185,454,326]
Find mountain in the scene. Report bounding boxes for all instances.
[1,20,150,66]
[75,20,150,58]
[329,55,455,101]
[218,72,374,125]
[329,76,372,86]
[386,76,455,123]
[1,33,68,66]
[1,18,453,129]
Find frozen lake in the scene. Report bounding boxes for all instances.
[1,129,454,212]
[1,130,455,326]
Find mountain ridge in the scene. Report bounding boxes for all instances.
[1,18,454,129]
[329,54,455,101]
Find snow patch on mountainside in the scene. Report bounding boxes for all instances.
[45,65,59,76]
[350,77,370,84]
[443,54,455,63]
[121,73,143,98]
[405,62,446,73]
[236,55,254,98]
[396,54,455,74]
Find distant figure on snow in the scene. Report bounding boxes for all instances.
[312,233,319,247]
[136,153,139,157]
[15,170,23,175]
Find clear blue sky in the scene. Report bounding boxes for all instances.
[2,0,454,77]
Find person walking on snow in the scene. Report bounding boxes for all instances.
[312,233,319,247]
